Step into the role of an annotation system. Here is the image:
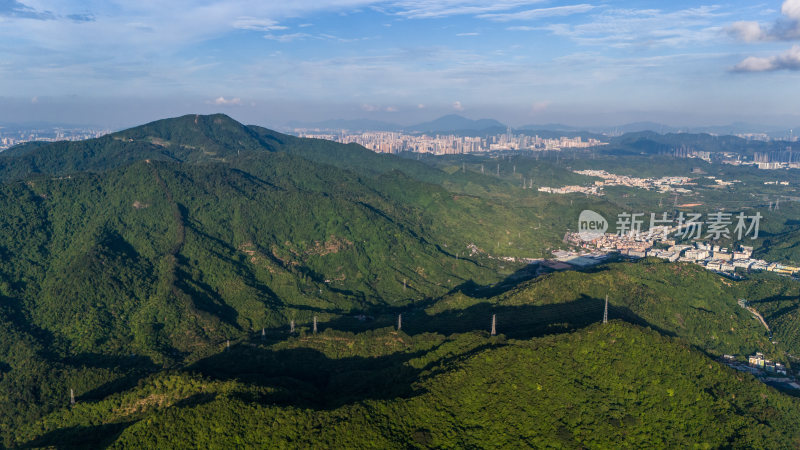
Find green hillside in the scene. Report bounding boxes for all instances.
[0,115,275,180]
[482,259,776,357]
[4,158,504,354]
[379,258,793,358]
[13,323,800,448]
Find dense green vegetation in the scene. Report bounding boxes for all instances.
[13,323,800,448]
[431,259,773,356]
[2,114,800,447]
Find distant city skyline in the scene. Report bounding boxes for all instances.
[2,0,800,129]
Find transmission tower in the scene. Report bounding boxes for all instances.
[603,295,609,324]
[490,314,497,336]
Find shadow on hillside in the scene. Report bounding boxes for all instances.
[20,390,221,448]
[746,294,800,323]
[67,353,160,401]
[443,261,612,301]
[20,421,135,449]
[18,287,677,446]
[286,260,616,326]
[188,295,671,411]
[749,294,798,306]
[748,295,797,304]
[174,265,242,330]
[188,336,510,412]
[188,344,431,409]
[0,294,62,361]
[316,293,671,342]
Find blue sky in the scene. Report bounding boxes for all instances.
[2,0,800,128]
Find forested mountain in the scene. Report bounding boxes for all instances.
[0,114,567,443]
[14,322,800,448]
[1,114,799,447]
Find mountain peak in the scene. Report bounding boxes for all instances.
[0,113,287,181]
[111,113,276,156]
[116,113,244,139]
[405,114,506,133]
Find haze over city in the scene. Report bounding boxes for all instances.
[2,0,800,128]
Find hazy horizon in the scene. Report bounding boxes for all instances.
[2,104,799,134]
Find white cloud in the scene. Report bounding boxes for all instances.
[263,31,364,43]
[30,96,38,103]
[233,17,287,32]
[263,32,312,42]
[729,1,800,73]
[733,44,800,71]
[733,56,778,72]
[456,32,479,36]
[784,0,800,20]
[0,1,381,56]
[727,21,768,42]
[318,33,366,43]
[727,0,800,41]
[211,96,242,105]
[540,6,724,49]
[417,103,426,109]
[385,105,398,112]
[452,100,464,111]
[479,4,596,22]
[386,0,548,19]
